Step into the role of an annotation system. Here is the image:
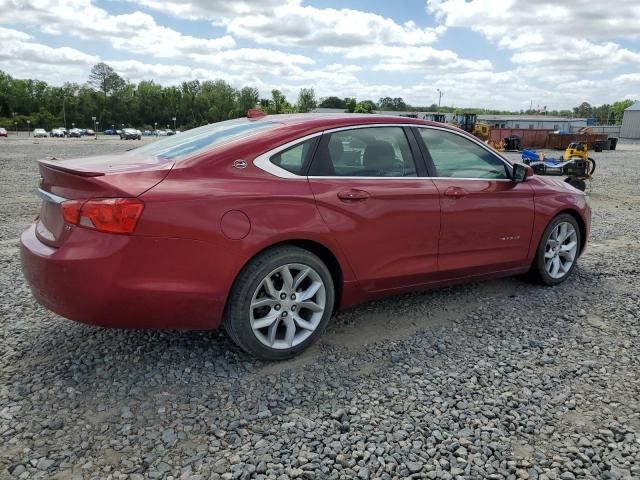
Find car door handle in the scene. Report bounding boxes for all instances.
[337,189,370,201]
[444,186,469,198]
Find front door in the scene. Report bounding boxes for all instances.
[307,126,441,292]
[415,126,535,275]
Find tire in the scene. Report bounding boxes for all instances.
[224,246,335,360]
[587,157,596,175]
[529,213,582,285]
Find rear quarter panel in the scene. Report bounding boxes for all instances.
[136,142,359,319]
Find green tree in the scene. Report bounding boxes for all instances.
[237,86,260,115]
[318,96,346,109]
[270,89,286,114]
[345,97,357,113]
[354,101,375,113]
[296,88,317,113]
[611,99,634,124]
[573,102,593,118]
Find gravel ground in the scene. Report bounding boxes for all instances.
[1,136,639,480]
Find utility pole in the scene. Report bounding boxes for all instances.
[437,89,444,108]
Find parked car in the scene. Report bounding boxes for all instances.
[120,128,142,140]
[50,128,65,138]
[20,114,591,360]
[85,129,96,136]
[165,129,175,136]
[115,129,122,136]
[68,128,83,138]
[143,130,152,136]
[154,129,167,136]
[0,127,7,137]
[104,129,114,135]
[33,128,48,138]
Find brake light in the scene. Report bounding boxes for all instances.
[61,198,144,234]
[61,200,83,224]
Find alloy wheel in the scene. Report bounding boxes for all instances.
[544,221,578,279]
[250,263,326,350]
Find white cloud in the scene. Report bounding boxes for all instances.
[0,27,97,66]
[227,4,445,47]
[133,0,293,22]
[427,0,640,77]
[328,45,492,72]
[0,0,235,62]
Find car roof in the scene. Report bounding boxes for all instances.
[256,113,445,129]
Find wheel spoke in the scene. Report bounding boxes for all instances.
[293,314,315,331]
[280,266,294,290]
[557,223,568,243]
[251,297,276,310]
[262,276,279,299]
[551,256,561,276]
[283,317,296,347]
[299,281,322,301]
[560,240,577,252]
[252,311,279,330]
[293,268,311,290]
[298,300,323,313]
[267,319,280,346]
[544,249,555,259]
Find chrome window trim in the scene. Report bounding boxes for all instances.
[253,131,323,179]
[252,123,515,181]
[37,188,67,204]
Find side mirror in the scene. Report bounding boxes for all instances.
[512,162,533,182]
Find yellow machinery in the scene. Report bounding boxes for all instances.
[453,113,491,141]
[560,141,588,161]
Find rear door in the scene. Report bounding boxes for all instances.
[307,125,441,292]
[414,126,534,275]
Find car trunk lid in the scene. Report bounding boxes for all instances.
[36,153,173,247]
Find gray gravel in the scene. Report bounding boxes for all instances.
[1,136,639,479]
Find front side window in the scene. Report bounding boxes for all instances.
[310,127,417,177]
[418,128,510,179]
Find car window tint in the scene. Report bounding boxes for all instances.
[270,139,315,175]
[419,128,509,179]
[311,127,417,177]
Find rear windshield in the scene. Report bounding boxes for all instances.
[131,118,279,161]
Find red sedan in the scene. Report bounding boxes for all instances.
[21,114,590,359]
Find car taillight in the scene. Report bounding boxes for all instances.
[61,198,144,234]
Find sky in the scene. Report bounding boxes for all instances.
[0,0,639,110]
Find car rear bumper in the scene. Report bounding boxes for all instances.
[20,223,229,329]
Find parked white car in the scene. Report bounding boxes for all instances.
[50,129,65,137]
[33,128,48,138]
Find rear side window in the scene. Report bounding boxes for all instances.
[132,118,279,161]
[269,139,317,175]
[418,128,509,179]
[310,127,417,177]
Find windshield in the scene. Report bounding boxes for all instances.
[131,118,279,161]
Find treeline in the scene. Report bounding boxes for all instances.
[0,62,634,131]
[0,63,320,131]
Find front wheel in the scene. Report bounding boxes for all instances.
[529,214,581,285]
[224,246,335,360]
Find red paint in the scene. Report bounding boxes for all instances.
[20,114,591,330]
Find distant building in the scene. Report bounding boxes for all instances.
[621,101,640,139]
[477,115,588,131]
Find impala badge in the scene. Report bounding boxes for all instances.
[232,159,247,169]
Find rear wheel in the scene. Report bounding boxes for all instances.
[224,246,335,360]
[529,214,581,285]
